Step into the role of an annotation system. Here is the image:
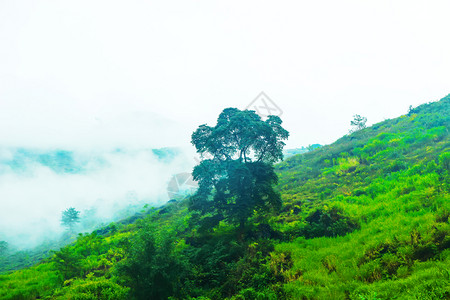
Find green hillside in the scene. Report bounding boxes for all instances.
[1,96,449,300]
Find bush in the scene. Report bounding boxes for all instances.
[116,226,190,300]
[439,152,450,171]
[303,206,360,238]
[54,278,129,300]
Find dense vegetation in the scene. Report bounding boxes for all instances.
[0,96,449,299]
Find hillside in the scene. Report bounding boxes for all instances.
[0,96,449,299]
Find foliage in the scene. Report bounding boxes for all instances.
[350,114,368,133]
[53,246,84,280]
[61,207,81,231]
[303,206,360,238]
[53,277,130,300]
[190,108,289,231]
[0,241,7,255]
[115,224,189,300]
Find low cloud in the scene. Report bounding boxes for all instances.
[0,146,195,249]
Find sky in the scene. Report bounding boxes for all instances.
[1,0,449,150]
[1,1,450,248]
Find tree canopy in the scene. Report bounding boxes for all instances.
[189,108,289,231]
[350,114,367,133]
[61,207,81,232]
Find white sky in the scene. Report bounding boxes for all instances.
[1,0,450,149]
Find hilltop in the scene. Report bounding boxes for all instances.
[0,95,449,299]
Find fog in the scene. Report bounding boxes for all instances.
[0,146,195,249]
[0,109,197,249]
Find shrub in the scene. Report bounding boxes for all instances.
[439,152,450,171]
[55,278,129,300]
[303,206,360,238]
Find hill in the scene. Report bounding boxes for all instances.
[0,95,449,299]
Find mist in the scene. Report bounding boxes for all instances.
[0,146,195,249]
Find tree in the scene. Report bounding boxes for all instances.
[189,108,289,232]
[52,247,83,279]
[61,207,81,232]
[116,225,188,300]
[0,241,7,255]
[349,114,367,133]
[408,105,420,116]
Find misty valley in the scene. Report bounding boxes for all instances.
[0,147,190,248]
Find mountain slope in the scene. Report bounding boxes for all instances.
[0,95,449,300]
[271,96,450,299]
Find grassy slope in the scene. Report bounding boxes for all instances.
[0,96,449,300]
[272,96,450,299]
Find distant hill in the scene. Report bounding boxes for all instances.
[283,144,322,158]
[0,147,182,174]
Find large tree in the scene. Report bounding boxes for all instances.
[61,207,81,232]
[189,108,289,232]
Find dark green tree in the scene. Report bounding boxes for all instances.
[349,114,367,133]
[190,108,289,232]
[61,207,81,232]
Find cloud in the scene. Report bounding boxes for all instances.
[0,147,195,249]
[0,101,190,150]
